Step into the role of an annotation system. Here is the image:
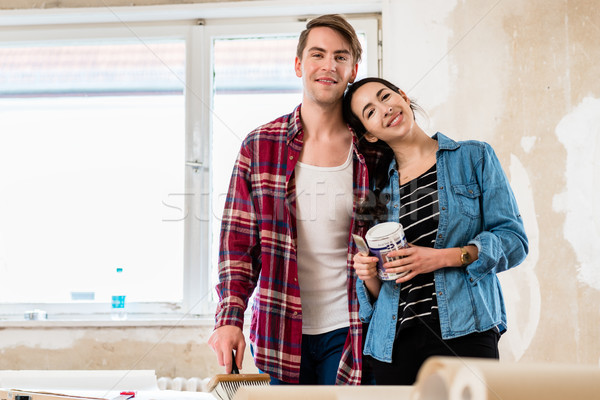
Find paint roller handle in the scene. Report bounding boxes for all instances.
[231,350,240,374]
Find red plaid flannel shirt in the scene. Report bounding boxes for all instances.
[214,105,370,384]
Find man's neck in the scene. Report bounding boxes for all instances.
[297,99,352,167]
[300,100,346,139]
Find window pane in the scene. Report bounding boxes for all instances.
[0,41,185,304]
[210,33,369,294]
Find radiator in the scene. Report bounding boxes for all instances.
[157,376,211,392]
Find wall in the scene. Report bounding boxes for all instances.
[0,0,251,8]
[0,0,598,381]
[383,0,600,366]
[0,323,224,378]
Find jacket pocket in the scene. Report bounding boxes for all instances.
[452,183,482,218]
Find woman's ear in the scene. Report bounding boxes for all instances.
[399,89,410,105]
[364,132,379,143]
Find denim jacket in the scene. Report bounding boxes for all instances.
[357,132,529,363]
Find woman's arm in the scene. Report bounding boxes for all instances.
[353,252,382,298]
[465,143,528,282]
[374,144,527,283]
[353,252,382,324]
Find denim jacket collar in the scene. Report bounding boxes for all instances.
[433,131,460,151]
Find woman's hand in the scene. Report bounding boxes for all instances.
[353,252,382,299]
[383,244,447,284]
[353,252,379,281]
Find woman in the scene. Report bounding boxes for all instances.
[343,77,528,385]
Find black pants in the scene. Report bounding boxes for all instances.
[365,323,499,385]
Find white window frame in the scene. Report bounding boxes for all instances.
[0,5,381,322]
[0,21,197,319]
[200,16,379,317]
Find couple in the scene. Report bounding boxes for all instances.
[208,14,528,386]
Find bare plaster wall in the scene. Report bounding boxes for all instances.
[0,0,599,380]
[0,324,257,378]
[384,0,600,367]
[0,0,254,9]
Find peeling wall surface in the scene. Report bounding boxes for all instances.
[0,324,258,378]
[0,0,253,9]
[384,0,600,366]
[0,0,599,380]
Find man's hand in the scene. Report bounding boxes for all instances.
[208,325,246,373]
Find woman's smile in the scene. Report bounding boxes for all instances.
[387,111,403,127]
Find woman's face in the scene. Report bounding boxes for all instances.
[350,81,414,143]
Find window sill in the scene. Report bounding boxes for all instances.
[0,315,215,328]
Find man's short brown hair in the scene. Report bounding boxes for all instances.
[296,14,363,64]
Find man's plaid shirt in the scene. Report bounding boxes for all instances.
[215,105,370,384]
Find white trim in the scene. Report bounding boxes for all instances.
[0,20,194,43]
[183,23,214,316]
[0,315,216,328]
[380,0,393,78]
[0,302,189,319]
[0,0,382,27]
[0,22,194,320]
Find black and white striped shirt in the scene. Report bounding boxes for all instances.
[397,164,440,330]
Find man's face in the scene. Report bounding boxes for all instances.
[294,26,358,108]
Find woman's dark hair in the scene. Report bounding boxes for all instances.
[342,77,422,227]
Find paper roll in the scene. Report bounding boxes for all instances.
[412,356,600,400]
[233,385,413,400]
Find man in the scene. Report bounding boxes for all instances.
[208,14,369,385]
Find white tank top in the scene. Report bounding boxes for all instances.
[294,144,353,334]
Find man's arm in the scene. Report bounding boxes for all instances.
[210,142,261,372]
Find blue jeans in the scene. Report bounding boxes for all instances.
[253,326,349,385]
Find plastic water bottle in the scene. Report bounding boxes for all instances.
[111,267,127,320]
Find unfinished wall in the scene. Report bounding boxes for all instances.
[0,0,599,380]
[0,0,252,9]
[0,323,258,378]
[384,0,600,366]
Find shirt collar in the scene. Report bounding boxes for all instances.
[387,157,398,178]
[286,105,365,165]
[432,131,459,150]
[287,104,303,144]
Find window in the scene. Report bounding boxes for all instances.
[205,19,378,304]
[0,15,379,320]
[0,24,192,318]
